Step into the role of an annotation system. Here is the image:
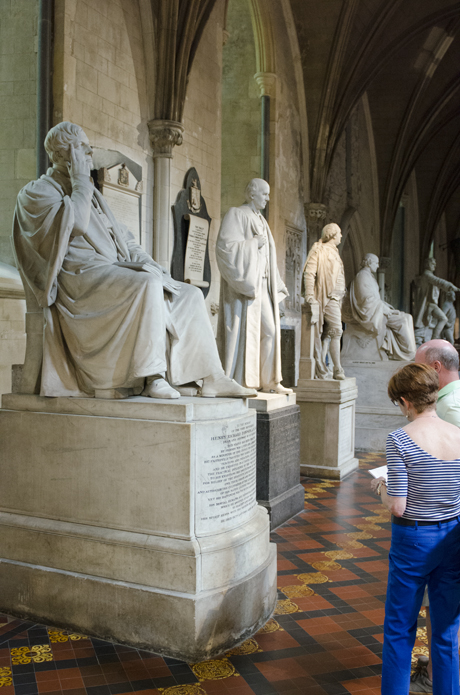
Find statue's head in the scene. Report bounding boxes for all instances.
[424,257,436,272]
[44,122,93,170]
[361,253,379,273]
[321,223,342,246]
[245,178,270,211]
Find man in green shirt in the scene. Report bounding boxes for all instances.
[415,339,460,427]
[409,338,460,692]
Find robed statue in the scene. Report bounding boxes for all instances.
[342,253,416,361]
[216,178,292,394]
[12,122,256,400]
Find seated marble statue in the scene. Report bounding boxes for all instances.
[342,253,416,361]
[12,122,256,400]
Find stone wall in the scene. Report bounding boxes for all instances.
[170,2,226,327]
[221,0,261,217]
[0,0,39,267]
[0,263,26,396]
[54,0,153,252]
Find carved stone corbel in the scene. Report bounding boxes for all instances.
[304,202,327,250]
[254,72,277,99]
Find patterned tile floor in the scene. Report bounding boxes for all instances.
[0,453,430,695]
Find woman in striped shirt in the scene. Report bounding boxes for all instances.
[371,363,460,695]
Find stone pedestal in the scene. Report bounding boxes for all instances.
[0,394,277,662]
[295,301,359,480]
[340,360,407,451]
[248,393,304,530]
[296,379,359,480]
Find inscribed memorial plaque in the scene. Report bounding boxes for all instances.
[196,413,257,536]
[339,404,353,458]
[103,188,141,242]
[184,214,210,288]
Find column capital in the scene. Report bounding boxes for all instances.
[148,119,184,158]
[254,72,277,98]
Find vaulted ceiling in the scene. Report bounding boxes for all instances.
[288,0,460,258]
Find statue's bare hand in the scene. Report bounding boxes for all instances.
[68,143,91,179]
[257,235,267,249]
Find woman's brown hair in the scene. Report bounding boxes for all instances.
[388,363,439,413]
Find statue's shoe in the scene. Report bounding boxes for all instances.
[201,376,257,398]
[260,383,293,394]
[333,368,346,381]
[142,378,181,399]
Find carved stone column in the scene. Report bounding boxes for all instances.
[148,119,184,270]
[254,72,276,219]
[304,203,327,251]
[378,256,391,301]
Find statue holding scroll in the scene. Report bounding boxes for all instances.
[13,122,256,400]
[341,253,416,361]
[216,178,291,394]
[302,223,346,380]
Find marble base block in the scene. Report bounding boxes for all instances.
[0,394,277,661]
[296,378,359,480]
[249,394,304,530]
[340,361,407,452]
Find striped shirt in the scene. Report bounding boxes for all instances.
[386,428,460,520]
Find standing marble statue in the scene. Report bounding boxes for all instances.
[302,223,346,380]
[216,179,291,394]
[412,257,459,346]
[13,122,256,400]
[342,253,416,360]
[441,290,457,345]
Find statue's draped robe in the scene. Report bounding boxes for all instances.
[13,169,221,397]
[216,205,287,389]
[343,268,415,360]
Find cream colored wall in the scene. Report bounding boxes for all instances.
[170,2,226,328]
[0,1,36,393]
[0,0,39,267]
[54,0,154,252]
[0,297,26,396]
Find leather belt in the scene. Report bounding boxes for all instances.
[392,514,459,527]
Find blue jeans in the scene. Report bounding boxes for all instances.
[382,518,460,695]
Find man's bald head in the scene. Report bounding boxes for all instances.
[415,339,459,389]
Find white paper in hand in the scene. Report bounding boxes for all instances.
[369,465,387,481]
